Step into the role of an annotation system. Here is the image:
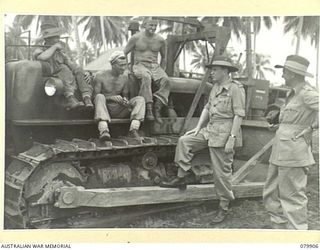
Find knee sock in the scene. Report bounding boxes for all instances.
[98,121,109,134]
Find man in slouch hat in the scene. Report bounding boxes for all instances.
[263,55,318,230]
[33,18,93,110]
[160,55,246,224]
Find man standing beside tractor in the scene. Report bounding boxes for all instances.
[263,55,319,230]
[33,19,94,110]
[160,55,246,224]
[93,51,146,141]
[124,18,173,124]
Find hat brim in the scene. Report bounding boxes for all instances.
[37,29,65,42]
[205,63,239,72]
[275,65,314,78]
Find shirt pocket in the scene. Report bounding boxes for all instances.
[281,103,300,122]
[216,94,232,113]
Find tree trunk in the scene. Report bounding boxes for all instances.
[173,22,182,76]
[100,16,107,52]
[72,16,83,67]
[182,23,186,71]
[245,17,253,79]
[295,16,303,55]
[252,19,257,79]
[316,17,319,89]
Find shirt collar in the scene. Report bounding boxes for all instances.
[220,77,232,90]
[293,82,305,94]
[215,78,232,95]
[287,82,305,97]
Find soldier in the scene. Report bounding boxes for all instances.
[124,18,172,124]
[160,55,246,224]
[263,55,319,230]
[33,21,93,110]
[93,51,146,141]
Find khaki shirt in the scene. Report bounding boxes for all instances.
[270,82,319,167]
[33,43,79,76]
[200,78,246,147]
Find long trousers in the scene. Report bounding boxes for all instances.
[263,163,309,230]
[94,94,145,122]
[132,62,170,105]
[175,133,235,210]
[55,64,92,98]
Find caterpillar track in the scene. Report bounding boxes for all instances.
[5,135,179,229]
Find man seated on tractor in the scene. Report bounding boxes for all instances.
[33,21,93,110]
[124,18,175,124]
[93,51,146,141]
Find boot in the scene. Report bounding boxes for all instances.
[99,130,111,141]
[159,177,187,190]
[66,95,84,110]
[271,222,287,229]
[127,129,143,140]
[83,96,94,110]
[154,99,163,124]
[211,207,228,224]
[166,107,177,118]
[145,103,155,121]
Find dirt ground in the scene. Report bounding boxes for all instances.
[124,162,319,230]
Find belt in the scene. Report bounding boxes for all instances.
[210,118,233,123]
[279,123,309,129]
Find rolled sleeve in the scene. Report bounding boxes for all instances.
[231,84,246,117]
[204,88,214,111]
[32,48,44,60]
[303,89,319,111]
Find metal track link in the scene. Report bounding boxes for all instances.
[5,135,179,228]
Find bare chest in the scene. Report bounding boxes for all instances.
[135,37,162,52]
[101,76,125,95]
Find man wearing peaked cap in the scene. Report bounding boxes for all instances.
[263,55,318,230]
[33,17,93,110]
[161,55,246,224]
[93,51,146,141]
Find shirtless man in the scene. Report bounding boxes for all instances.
[93,51,145,140]
[124,18,171,124]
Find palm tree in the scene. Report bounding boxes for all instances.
[80,42,95,65]
[79,16,130,54]
[283,16,319,52]
[284,16,319,87]
[190,43,208,71]
[201,16,249,77]
[190,44,241,71]
[254,54,275,80]
[201,16,244,40]
[100,16,107,51]
[14,15,72,36]
[252,17,279,76]
[240,53,275,80]
[5,24,28,61]
[72,16,83,67]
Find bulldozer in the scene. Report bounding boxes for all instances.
[5,17,295,229]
